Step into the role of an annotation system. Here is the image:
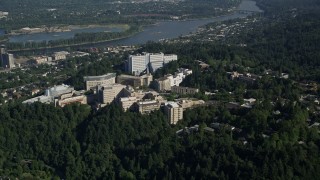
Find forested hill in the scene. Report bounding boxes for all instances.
[256,0,320,13]
[1,0,320,179]
[1,100,320,179]
[0,0,240,30]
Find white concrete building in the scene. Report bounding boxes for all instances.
[45,84,74,97]
[155,68,192,91]
[23,95,53,104]
[128,53,178,75]
[164,54,178,64]
[128,54,148,75]
[149,53,165,72]
[24,89,87,107]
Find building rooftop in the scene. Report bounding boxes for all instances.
[23,95,52,104]
[53,51,69,55]
[118,74,141,79]
[45,84,74,97]
[101,83,126,90]
[157,74,173,81]
[165,101,180,108]
[120,96,137,102]
[84,73,116,81]
[138,100,158,105]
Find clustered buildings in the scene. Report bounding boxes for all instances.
[155,68,199,94]
[23,84,87,107]
[31,51,89,65]
[22,52,202,125]
[23,72,199,124]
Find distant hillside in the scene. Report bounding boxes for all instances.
[256,0,320,13]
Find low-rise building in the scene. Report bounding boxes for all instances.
[154,68,192,92]
[32,56,49,64]
[45,84,74,98]
[280,73,289,79]
[52,51,69,61]
[175,98,205,109]
[135,100,160,114]
[31,89,40,96]
[117,74,153,88]
[23,84,87,107]
[171,86,199,95]
[69,51,90,58]
[84,73,116,90]
[0,11,9,19]
[119,96,137,112]
[23,95,53,104]
[56,95,87,107]
[176,125,199,136]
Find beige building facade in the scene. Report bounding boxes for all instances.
[155,76,171,92]
[171,86,199,95]
[99,84,126,104]
[164,102,183,124]
[119,96,137,112]
[136,100,160,114]
[84,73,116,90]
[56,95,87,107]
[117,74,153,88]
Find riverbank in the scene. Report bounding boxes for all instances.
[8,24,130,36]
[7,27,143,53]
[5,12,241,52]
[5,1,262,53]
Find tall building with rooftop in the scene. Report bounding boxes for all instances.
[128,54,148,75]
[0,45,15,69]
[164,102,184,124]
[149,53,165,72]
[128,53,177,75]
[84,73,116,90]
[97,83,126,104]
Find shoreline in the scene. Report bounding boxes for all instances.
[5,12,239,52]
[7,28,143,53]
[7,24,130,36]
[4,2,264,52]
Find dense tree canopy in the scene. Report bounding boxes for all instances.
[1,0,320,179]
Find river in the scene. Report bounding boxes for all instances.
[6,0,262,54]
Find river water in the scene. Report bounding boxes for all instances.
[6,0,262,53]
